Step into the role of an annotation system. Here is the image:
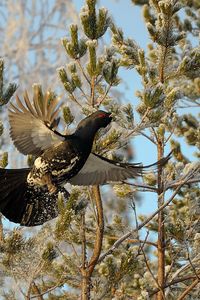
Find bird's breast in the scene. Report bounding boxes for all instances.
[27,139,90,188]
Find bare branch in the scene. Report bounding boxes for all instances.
[88,186,104,274]
[150,273,200,297]
[122,181,157,192]
[177,279,200,300]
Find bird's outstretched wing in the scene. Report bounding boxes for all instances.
[9,91,65,156]
[69,152,171,186]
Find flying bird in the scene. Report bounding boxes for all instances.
[0,92,170,226]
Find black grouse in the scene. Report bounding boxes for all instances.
[0,92,170,226]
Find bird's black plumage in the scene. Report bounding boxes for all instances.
[0,92,170,226]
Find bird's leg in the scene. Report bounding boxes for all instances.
[42,173,57,194]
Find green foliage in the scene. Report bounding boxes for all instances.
[62,25,87,59]
[0,59,17,106]
[42,242,58,262]
[80,0,111,39]
[111,24,140,68]
[58,67,76,94]
[62,106,74,125]
[55,189,81,240]
[0,152,8,168]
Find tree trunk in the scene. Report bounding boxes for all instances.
[157,141,165,300]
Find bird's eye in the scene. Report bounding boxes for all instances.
[98,113,107,118]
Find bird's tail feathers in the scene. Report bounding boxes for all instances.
[130,151,172,176]
[142,151,172,170]
[0,168,70,226]
[0,168,30,224]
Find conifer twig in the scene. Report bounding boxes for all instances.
[141,239,165,299]
[107,236,157,248]
[30,283,64,299]
[90,76,96,107]
[150,273,200,297]
[97,84,112,107]
[177,279,199,300]
[77,59,90,85]
[32,282,44,300]
[122,181,157,192]
[125,108,150,139]
[98,170,195,263]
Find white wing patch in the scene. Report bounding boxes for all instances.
[52,156,80,176]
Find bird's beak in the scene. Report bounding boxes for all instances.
[108,112,113,121]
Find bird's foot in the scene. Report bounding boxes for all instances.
[42,174,57,194]
[48,184,57,194]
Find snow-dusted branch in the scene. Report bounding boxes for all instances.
[98,166,198,263]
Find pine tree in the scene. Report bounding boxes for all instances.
[0,0,199,299]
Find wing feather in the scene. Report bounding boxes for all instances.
[69,152,171,186]
[9,92,64,156]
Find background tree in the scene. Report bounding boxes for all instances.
[0,0,199,299]
[0,0,77,166]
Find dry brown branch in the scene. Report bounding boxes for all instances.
[80,211,89,300]
[81,212,87,270]
[77,59,90,85]
[97,84,112,107]
[166,177,200,189]
[69,93,82,108]
[125,108,150,140]
[80,186,104,299]
[165,253,200,297]
[177,278,200,300]
[108,236,158,248]
[90,76,96,107]
[141,239,165,299]
[157,140,165,300]
[88,186,104,274]
[150,273,200,297]
[186,247,200,281]
[122,181,157,192]
[30,283,63,299]
[32,282,44,300]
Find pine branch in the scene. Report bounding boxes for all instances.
[157,139,165,300]
[32,283,44,300]
[30,284,63,299]
[80,211,89,300]
[150,273,200,297]
[80,186,104,299]
[107,236,157,248]
[88,186,104,274]
[98,169,196,263]
[141,239,165,298]
[177,279,200,300]
[166,177,200,189]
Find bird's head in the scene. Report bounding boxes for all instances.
[89,110,112,128]
[74,110,112,141]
